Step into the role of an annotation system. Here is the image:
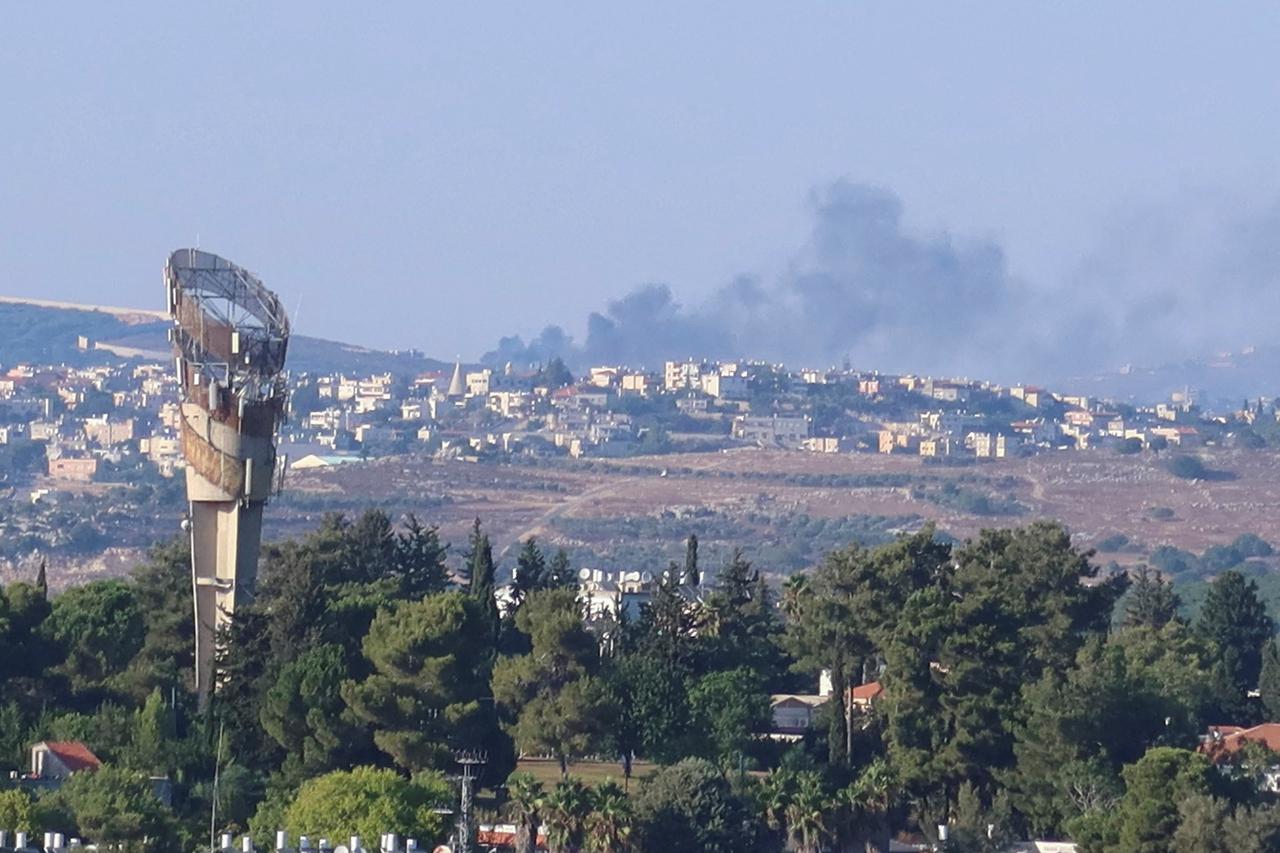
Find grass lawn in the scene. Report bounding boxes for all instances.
[510,758,657,789]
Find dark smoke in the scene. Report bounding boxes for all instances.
[484,181,1280,384]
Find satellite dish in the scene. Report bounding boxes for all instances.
[640,571,653,583]
[334,847,350,853]
[578,568,592,580]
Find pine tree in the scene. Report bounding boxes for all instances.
[1259,640,1280,721]
[34,560,47,599]
[547,548,575,588]
[394,514,449,598]
[1123,566,1180,629]
[512,538,547,604]
[1196,569,1274,702]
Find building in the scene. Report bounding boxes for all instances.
[702,373,748,399]
[663,360,702,391]
[47,457,97,482]
[733,415,810,448]
[769,694,830,739]
[30,741,101,780]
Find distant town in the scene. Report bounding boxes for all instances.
[2,348,1271,488]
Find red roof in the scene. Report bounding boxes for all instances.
[41,741,102,773]
[849,681,884,702]
[1200,723,1280,761]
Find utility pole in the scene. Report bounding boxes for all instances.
[453,751,487,853]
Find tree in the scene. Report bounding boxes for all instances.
[1260,640,1280,720]
[466,520,501,647]
[1123,566,1181,630]
[547,549,576,589]
[787,528,949,766]
[511,538,548,604]
[121,539,193,701]
[344,593,509,777]
[284,766,451,845]
[393,514,449,598]
[635,563,700,671]
[131,688,176,776]
[884,523,1123,824]
[1072,747,1215,853]
[686,668,770,768]
[1168,455,1209,480]
[607,651,690,768]
[43,579,146,696]
[261,643,367,782]
[683,534,699,587]
[701,549,786,683]
[1196,570,1273,712]
[507,773,546,853]
[47,764,175,848]
[492,588,615,776]
[584,781,633,853]
[840,759,899,853]
[0,788,36,833]
[544,778,591,853]
[632,758,758,853]
[784,771,832,853]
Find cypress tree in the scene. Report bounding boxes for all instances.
[684,534,699,587]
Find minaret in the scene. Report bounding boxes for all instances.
[447,358,466,398]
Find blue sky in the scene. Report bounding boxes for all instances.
[2,3,1278,370]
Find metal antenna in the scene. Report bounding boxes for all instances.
[454,750,488,853]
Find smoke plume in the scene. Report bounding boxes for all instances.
[484,180,1280,384]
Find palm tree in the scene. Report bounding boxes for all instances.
[757,768,796,845]
[840,759,898,853]
[544,777,591,853]
[781,574,809,621]
[785,771,831,853]
[584,781,633,853]
[508,772,546,853]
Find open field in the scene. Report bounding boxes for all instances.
[511,759,655,789]
[268,447,1280,579]
[14,446,1280,588]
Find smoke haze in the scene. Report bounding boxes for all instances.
[485,181,1280,384]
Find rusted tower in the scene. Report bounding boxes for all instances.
[165,249,290,702]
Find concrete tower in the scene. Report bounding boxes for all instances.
[165,249,290,702]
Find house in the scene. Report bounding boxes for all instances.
[769,694,830,739]
[30,741,101,780]
[1200,723,1280,761]
[848,680,884,711]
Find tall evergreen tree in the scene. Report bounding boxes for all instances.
[684,534,700,587]
[492,588,615,776]
[467,521,501,646]
[1123,566,1181,629]
[1260,640,1280,721]
[547,548,576,589]
[512,538,548,604]
[1196,570,1273,706]
[343,592,512,779]
[393,514,449,598]
[702,549,785,683]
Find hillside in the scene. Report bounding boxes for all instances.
[0,298,450,376]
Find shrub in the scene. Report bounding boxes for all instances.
[1167,455,1208,480]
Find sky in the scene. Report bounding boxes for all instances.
[2,4,1279,380]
